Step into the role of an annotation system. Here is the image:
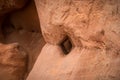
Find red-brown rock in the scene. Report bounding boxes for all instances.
[0,43,28,80]
[27,0,120,80]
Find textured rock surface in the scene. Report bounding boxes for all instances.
[0,1,29,79]
[27,0,120,80]
[0,43,27,80]
[2,0,45,73]
[0,0,45,79]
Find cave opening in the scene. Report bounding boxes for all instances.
[60,36,73,55]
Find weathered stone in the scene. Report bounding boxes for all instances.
[0,43,28,80]
[27,0,120,80]
[0,0,46,79]
[1,0,46,74]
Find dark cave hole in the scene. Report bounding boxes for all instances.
[60,36,73,55]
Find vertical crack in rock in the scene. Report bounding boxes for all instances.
[62,8,70,21]
[62,0,72,21]
[87,0,95,28]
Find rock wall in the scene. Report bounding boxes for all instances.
[0,0,120,80]
[0,0,45,80]
[3,0,46,73]
[0,0,29,80]
[27,0,120,80]
[0,43,27,80]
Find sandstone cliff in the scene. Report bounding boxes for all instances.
[0,0,120,80]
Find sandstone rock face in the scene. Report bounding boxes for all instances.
[0,43,27,80]
[27,0,120,80]
[2,0,45,73]
[0,1,29,79]
[0,0,45,79]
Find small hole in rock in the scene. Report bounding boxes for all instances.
[60,36,73,55]
[100,30,105,35]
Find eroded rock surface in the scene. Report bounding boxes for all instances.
[2,0,45,73]
[27,0,120,80]
[0,0,45,79]
[0,0,120,80]
[0,43,27,80]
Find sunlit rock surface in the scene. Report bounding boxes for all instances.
[27,0,120,80]
[0,0,120,80]
[0,43,27,80]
